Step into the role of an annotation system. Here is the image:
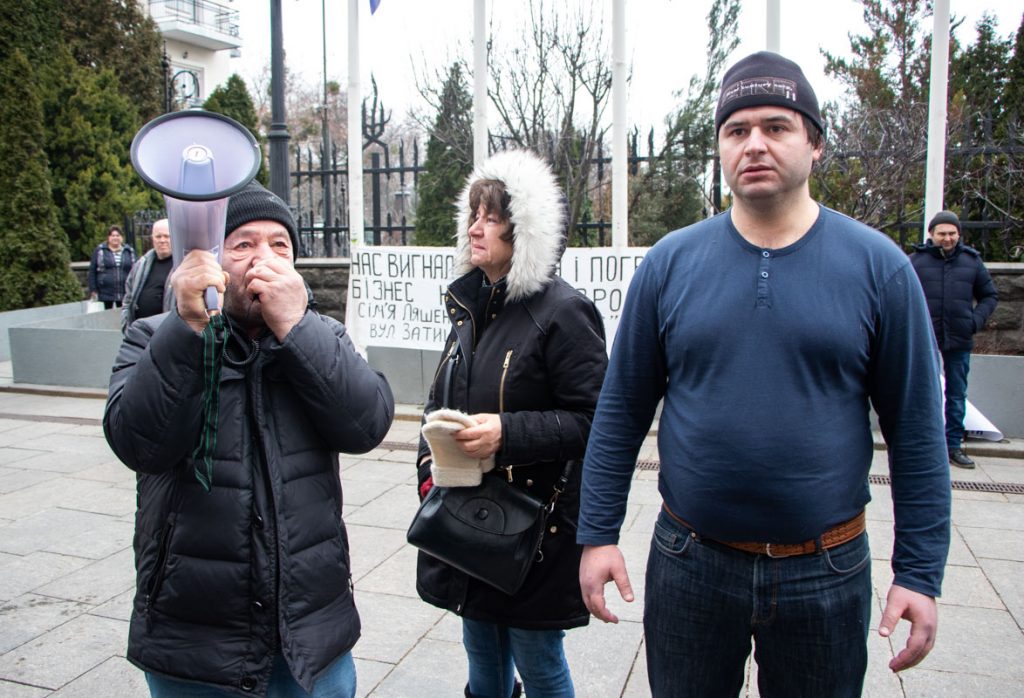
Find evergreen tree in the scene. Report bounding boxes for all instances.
[58,0,164,121]
[1003,14,1024,131]
[204,74,270,186]
[42,52,152,260]
[629,0,739,245]
[0,50,82,310]
[0,0,60,67]
[816,0,936,246]
[823,0,932,110]
[949,13,1010,141]
[414,63,473,246]
[945,13,1013,245]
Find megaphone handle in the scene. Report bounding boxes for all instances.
[205,286,220,313]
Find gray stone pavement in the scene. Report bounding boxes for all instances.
[0,360,1023,696]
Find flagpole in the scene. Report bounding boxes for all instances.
[766,0,780,52]
[923,0,951,242]
[347,0,364,248]
[473,0,488,165]
[611,0,627,248]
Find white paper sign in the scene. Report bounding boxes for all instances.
[344,247,649,353]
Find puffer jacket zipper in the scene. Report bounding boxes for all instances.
[145,514,176,628]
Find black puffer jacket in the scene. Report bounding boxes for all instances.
[416,269,607,629]
[104,309,394,696]
[415,150,608,630]
[910,240,998,352]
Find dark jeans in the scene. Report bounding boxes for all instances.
[462,618,574,697]
[942,349,971,449]
[102,300,123,309]
[643,509,872,698]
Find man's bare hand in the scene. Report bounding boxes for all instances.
[879,584,938,672]
[170,250,227,334]
[580,544,634,623]
[244,256,307,340]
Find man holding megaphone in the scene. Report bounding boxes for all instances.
[105,180,395,697]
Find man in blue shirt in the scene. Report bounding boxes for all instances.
[578,52,950,697]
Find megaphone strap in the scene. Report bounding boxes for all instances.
[192,314,227,492]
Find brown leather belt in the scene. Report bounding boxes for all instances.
[662,503,866,559]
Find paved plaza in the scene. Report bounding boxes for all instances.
[0,360,1022,697]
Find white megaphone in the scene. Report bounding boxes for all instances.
[130,110,261,312]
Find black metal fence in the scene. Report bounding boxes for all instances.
[289,130,661,257]
[131,124,1021,261]
[290,139,420,259]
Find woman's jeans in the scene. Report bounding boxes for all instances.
[462,617,575,698]
[146,651,356,697]
[942,349,971,449]
[644,509,872,698]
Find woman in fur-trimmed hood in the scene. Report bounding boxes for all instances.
[413,150,608,698]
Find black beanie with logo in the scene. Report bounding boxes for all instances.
[225,181,300,256]
[715,51,824,137]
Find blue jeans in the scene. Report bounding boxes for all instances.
[462,617,575,698]
[644,509,872,698]
[146,651,356,697]
[942,350,971,449]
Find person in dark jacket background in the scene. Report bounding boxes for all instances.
[414,150,608,698]
[911,210,999,468]
[121,218,175,335]
[88,225,137,308]
[104,181,395,697]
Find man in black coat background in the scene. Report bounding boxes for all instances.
[911,210,999,468]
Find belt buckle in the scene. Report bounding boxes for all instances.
[765,543,793,559]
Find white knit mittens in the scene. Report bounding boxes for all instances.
[421,409,496,487]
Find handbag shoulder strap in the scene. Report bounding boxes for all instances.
[546,459,578,513]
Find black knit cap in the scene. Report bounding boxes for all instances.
[225,181,300,256]
[928,210,961,233]
[715,51,824,137]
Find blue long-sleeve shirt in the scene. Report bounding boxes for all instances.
[578,206,951,597]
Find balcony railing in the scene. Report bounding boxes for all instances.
[148,0,240,46]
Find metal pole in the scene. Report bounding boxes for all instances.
[348,0,365,247]
[371,152,381,245]
[321,0,333,256]
[269,0,291,204]
[611,0,627,248]
[162,45,170,113]
[473,0,488,165]
[923,0,951,242]
[766,0,781,52]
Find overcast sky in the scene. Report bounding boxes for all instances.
[228,0,1023,131]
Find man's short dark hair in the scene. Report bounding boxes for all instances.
[802,115,824,149]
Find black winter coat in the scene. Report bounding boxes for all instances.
[104,309,394,696]
[910,240,998,352]
[415,268,608,630]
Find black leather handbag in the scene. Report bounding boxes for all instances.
[407,462,574,596]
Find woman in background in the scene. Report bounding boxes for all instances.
[88,225,137,309]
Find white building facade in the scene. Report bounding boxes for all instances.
[140,0,242,109]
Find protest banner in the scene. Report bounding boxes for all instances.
[345,247,649,353]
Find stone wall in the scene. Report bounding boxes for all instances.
[974,264,1024,356]
[72,259,351,323]
[70,259,1024,354]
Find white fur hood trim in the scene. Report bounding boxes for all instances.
[453,150,565,302]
